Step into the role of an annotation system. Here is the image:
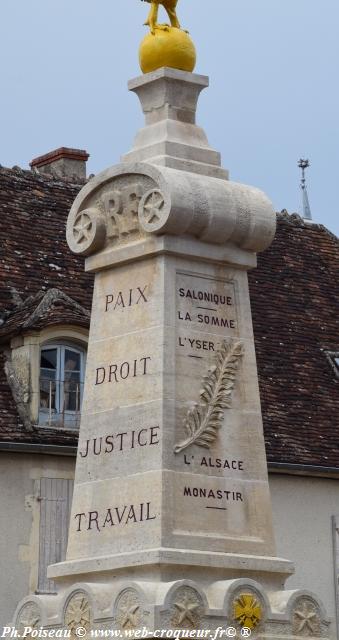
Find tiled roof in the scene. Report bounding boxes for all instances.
[0,166,92,447]
[0,166,338,468]
[249,212,339,468]
[0,165,92,313]
[0,288,90,340]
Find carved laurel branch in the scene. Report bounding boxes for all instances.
[174,340,244,454]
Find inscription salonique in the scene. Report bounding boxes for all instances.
[178,286,236,329]
[178,288,233,306]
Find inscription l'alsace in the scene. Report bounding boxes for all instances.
[75,502,156,532]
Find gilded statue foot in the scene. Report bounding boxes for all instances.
[144,21,170,34]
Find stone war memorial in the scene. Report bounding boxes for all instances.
[13,2,331,639]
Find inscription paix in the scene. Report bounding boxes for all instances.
[95,356,151,385]
[105,285,148,312]
[79,426,160,458]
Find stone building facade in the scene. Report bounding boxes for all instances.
[0,152,338,631]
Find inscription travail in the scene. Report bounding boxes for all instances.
[75,502,156,532]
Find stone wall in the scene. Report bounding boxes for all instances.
[0,453,74,629]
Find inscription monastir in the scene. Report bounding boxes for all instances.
[184,487,243,502]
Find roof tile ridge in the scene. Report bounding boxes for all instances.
[0,290,44,323]
[22,288,90,329]
[277,210,338,242]
[0,164,89,187]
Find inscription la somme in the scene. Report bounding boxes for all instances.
[178,286,236,329]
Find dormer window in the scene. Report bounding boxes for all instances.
[39,344,86,428]
[324,351,339,380]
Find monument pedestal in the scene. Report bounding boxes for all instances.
[13,69,331,639]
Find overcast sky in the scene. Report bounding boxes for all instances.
[0,0,338,234]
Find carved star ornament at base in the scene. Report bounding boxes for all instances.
[64,592,92,639]
[170,587,204,629]
[292,598,321,637]
[16,603,41,637]
[115,588,143,630]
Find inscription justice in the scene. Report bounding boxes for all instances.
[79,426,160,458]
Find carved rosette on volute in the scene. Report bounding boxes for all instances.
[67,172,156,255]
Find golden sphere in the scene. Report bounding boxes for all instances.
[139,27,196,74]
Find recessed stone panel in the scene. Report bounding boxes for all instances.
[66,472,162,561]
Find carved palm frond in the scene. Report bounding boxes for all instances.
[174,340,244,454]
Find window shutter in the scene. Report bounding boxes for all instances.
[332,516,339,634]
[38,478,74,593]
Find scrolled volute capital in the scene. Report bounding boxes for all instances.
[66,162,276,258]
